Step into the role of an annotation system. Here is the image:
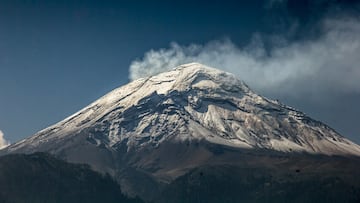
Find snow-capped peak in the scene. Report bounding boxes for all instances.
[6,63,360,157]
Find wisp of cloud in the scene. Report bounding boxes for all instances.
[129,17,360,98]
[0,130,10,149]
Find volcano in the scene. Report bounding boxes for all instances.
[3,63,360,202]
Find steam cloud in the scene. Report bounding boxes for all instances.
[129,17,360,98]
[0,130,10,149]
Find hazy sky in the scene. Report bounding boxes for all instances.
[0,0,359,145]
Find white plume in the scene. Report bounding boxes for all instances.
[129,17,360,98]
[0,130,10,149]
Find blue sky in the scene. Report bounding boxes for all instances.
[0,0,360,144]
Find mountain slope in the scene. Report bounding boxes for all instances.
[6,63,360,156]
[0,152,143,203]
[2,62,360,200]
[157,156,360,203]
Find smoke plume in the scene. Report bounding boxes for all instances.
[129,17,360,98]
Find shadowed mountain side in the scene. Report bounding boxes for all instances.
[0,152,144,203]
[156,155,360,203]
